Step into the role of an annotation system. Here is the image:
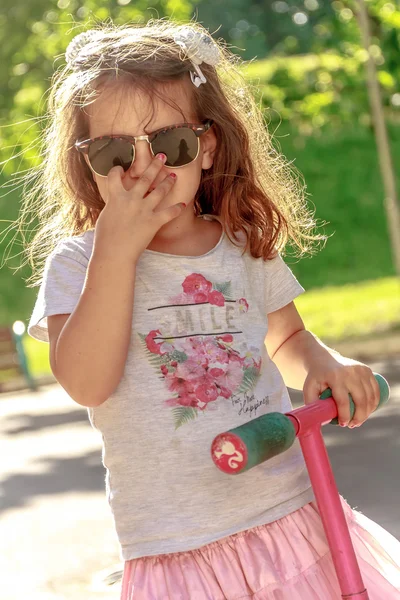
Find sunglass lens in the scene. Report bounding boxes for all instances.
[88,138,133,176]
[151,128,198,167]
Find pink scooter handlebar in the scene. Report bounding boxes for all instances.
[211,373,390,475]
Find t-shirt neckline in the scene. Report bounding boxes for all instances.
[143,215,224,259]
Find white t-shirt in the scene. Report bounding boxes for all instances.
[28,215,314,561]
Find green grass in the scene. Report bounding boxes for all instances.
[295,276,400,342]
[272,123,399,290]
[23,334,51,375]
[21,276,400,379]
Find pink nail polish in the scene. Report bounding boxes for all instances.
[157,153,167,162]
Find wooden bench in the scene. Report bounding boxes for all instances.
[0,325,38,392]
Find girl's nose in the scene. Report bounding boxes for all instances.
[129,139,154,178]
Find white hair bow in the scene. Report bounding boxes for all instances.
[173,27,220,87]
[65,30,103,70]
[65,27,220,87]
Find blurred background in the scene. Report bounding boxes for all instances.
[0,1,400,599]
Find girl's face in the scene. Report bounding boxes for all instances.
[84,81,217,212]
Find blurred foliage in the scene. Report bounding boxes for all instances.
[244,52,368,134]
[0,0,399,176]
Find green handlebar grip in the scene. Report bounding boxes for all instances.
[320,372,390,425]
[211,412,296,474]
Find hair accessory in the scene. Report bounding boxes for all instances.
[173,27,220,87]
[65,29,103,70]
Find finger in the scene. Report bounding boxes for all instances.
[133,153,167,198]
[149,169,175,193]
[148,172,177,208]
[370,374,381,412]
[106,165,126,198]
[155,201,187,226]
[123,164,170,193]
[349,375,380,428]
[303,377,324,406]
[347,380,370,428]
[330,384,352,426]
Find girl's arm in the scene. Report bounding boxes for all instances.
[265,302,380,427]
[50,248,137,408]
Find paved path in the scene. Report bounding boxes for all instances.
[0,356,399,599]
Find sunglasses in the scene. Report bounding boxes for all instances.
[75,119,214,177]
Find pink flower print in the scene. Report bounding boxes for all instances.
[165,391,198,408]
[182,273,212,297]
[213,360,244,397]
[196,338,229,365]
[174,358,207,383]
[218,385,233,399]
[194,382,219,405]
[242,346,262,370]
[238,298,249,313]
[253,356,262,370]
[161,364,168,376]
[228,352,245,365]
[216,334,234,344]
[179,393,199,407]
[171,273,228,307]
[175,336,207,357]
[145,330,165,355]
[165,372,191,395]
[208,290,225,306]
[208,367,225,378]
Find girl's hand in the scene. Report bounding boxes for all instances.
[303,354,381,428]
[93,154,184,263]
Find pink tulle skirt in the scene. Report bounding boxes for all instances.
[120,497,400,599]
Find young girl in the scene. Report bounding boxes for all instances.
[21,18,400,600]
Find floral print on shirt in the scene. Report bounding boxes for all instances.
[138,273,262,428]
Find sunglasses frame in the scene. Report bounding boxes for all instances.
[75,119,214,177]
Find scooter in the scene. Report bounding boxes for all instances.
[211,373,390,600]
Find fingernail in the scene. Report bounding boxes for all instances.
[181,202,187,208]
[157,153,167,162]
[340,423,347,427]
[169,172,177,179]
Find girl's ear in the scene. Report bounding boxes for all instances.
[201,127,217,170]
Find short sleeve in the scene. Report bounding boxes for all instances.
[264,253,305,314]
[27,247,88,343]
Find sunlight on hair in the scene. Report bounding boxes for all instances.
[1,17,327,288]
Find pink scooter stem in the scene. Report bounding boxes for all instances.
[286,399,369,600]
[212,374,390,599]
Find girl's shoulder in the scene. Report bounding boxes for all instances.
[51,228,95,263]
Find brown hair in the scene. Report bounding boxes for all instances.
[6,18,326,287]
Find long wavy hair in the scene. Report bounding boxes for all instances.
[4,17,326,287]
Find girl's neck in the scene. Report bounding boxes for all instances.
[146,212,222,257]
